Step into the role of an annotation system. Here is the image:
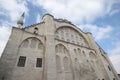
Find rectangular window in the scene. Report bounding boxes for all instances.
[36,58,42,67]
[17,56,26,67]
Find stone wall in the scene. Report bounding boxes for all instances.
[0,14,119,80]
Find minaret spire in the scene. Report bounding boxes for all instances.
[17,12,25,28]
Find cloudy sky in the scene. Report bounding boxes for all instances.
[0,0,120,73]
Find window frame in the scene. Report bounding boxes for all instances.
[17,56,26,67]
[36,58,42,68]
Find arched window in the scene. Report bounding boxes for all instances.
[56,55,61,71]
[55,44,73,80]
[76,36,79,44]
[59,45,62,53]
[38,42,43,50]
[55,45,59,53]
[55,44,69,70]
[78,48,81,54]
[30,39,37,48]
[21,37,43,50]
[56,44,68,54]
[34,27,38,34]
[22,39,29,48]
[55,31,59,39]
[64,57,69,71]
[64,47,67,54]
[89,52,96,60]
[61,30,64,40]
[71,34,74,43]
[82,51,86,57]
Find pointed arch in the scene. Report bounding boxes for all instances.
[30,38,37,48]
[89,52,97,60]
[21,39,29,48]
[20,37,43,50]
[16,37,44,80]
[55,43,73,80]
[55,43,68,54]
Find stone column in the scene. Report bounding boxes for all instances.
[43,14,57,80]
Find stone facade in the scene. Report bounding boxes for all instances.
[0,14,120,80]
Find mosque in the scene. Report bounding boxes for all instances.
[0,13,119,80]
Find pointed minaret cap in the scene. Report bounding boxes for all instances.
[17,12,25,28]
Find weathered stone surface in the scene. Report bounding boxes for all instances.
[0,14,119,80]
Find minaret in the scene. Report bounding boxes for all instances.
[17,12,25,28]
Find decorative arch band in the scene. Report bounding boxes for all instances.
[55,26,89,47]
